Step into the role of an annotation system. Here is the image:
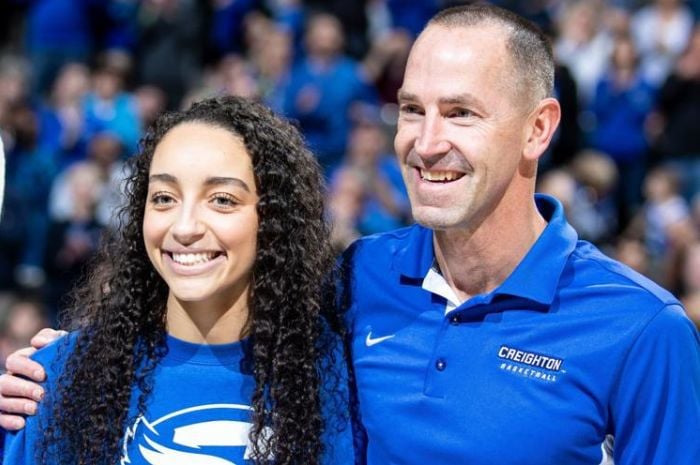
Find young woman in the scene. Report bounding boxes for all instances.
[3,96,351,465]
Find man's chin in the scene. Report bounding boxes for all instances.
[412,207,465,231]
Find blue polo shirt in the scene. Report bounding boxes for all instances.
[344,194,700,465]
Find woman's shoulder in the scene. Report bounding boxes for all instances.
[30,331,79,379]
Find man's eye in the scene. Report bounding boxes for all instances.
[400,104,422,115]
[449,108,473,118]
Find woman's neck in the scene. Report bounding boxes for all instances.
[165,290,250,344]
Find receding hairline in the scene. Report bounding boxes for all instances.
[423,5,555,105]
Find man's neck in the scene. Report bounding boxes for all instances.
[433,199,546,302]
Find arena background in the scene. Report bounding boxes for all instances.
[0,0,699,365]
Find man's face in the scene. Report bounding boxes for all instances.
[394,23,532,231]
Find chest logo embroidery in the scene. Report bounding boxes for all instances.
[497,345,565,382]
[365,331,395,347]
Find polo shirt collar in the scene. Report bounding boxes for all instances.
[495,194,578,305]
[393,194,578,306]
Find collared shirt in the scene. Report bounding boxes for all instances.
[422,264,460,314]
[344,194,700,465]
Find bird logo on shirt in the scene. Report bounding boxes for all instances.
[120,404,271,465]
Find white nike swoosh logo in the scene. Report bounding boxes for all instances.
[365,332,395,347]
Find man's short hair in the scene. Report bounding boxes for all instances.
[428,4,555,106]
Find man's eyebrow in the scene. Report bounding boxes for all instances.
[148,174,251,192]
[397,90,482,107]
[397,90,418,102]
[438,93,481,106]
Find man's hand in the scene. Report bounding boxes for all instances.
[0,328,66,430]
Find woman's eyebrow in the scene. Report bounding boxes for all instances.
[148,174,251,192]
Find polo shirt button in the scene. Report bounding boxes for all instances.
[435,359,447,371]
[450,315,459,325]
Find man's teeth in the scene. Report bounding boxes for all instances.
[420,169,462,182]
[171,252,218,265]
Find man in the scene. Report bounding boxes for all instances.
[2,5,699,464]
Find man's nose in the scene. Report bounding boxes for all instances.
[414,113,451,158]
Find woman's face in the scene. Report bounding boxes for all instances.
[143,122,259,310]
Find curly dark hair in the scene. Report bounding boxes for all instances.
[40,96,343,465]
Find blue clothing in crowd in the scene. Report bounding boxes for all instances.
[2,142,56,272]
[591,74,656,163]
[283,57,376,174]
[343,194,700,465]
[83,91,141,157]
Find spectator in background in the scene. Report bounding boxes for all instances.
[0,56,30,126]
[638,166,691,284]
[263,0,304,41]
[304,0,371,58]
[631,0,694,87]
[554,0,613,106]
[136,0,207,109]
[250,25,293,112]
[38,62,90,170]
[24,0,98,96]
[208,0,258,59]
[83,62,140,157]
[216,55,260,101]
[133,84,166,129]
[45,162,105,316]
[590,34,656,227]
[50,132,126,228]
[282,13,377,174]
[361,28,412,105]
[328,167,364,252]
[0,101,56,290]
[0,296,49,368]
[538,150,618,244]
[181,53,262,109]
[650,25,700,200]
[541,23,581,169]
[328,116,410,250]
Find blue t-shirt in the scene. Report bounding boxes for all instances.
[4,333,353,464]
[344,194,700,465]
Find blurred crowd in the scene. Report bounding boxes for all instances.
[0,0,700,365]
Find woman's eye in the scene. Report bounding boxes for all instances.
[150,192,175,205]
[211,193,238,207]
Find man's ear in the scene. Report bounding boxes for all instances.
[522,97,561,162]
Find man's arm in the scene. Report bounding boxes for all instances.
[610,304,700,464]
[0,329,65,430]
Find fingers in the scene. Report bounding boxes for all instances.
[30,328,67,349]
[5,347,45,382]
[0,328,64,432]
[0,413,26,431]
[0,396,37,415]
[0,372,43,431]
[0,373,44,401]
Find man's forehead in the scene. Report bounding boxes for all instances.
[406,24,510,76]
[399,22,524,110]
